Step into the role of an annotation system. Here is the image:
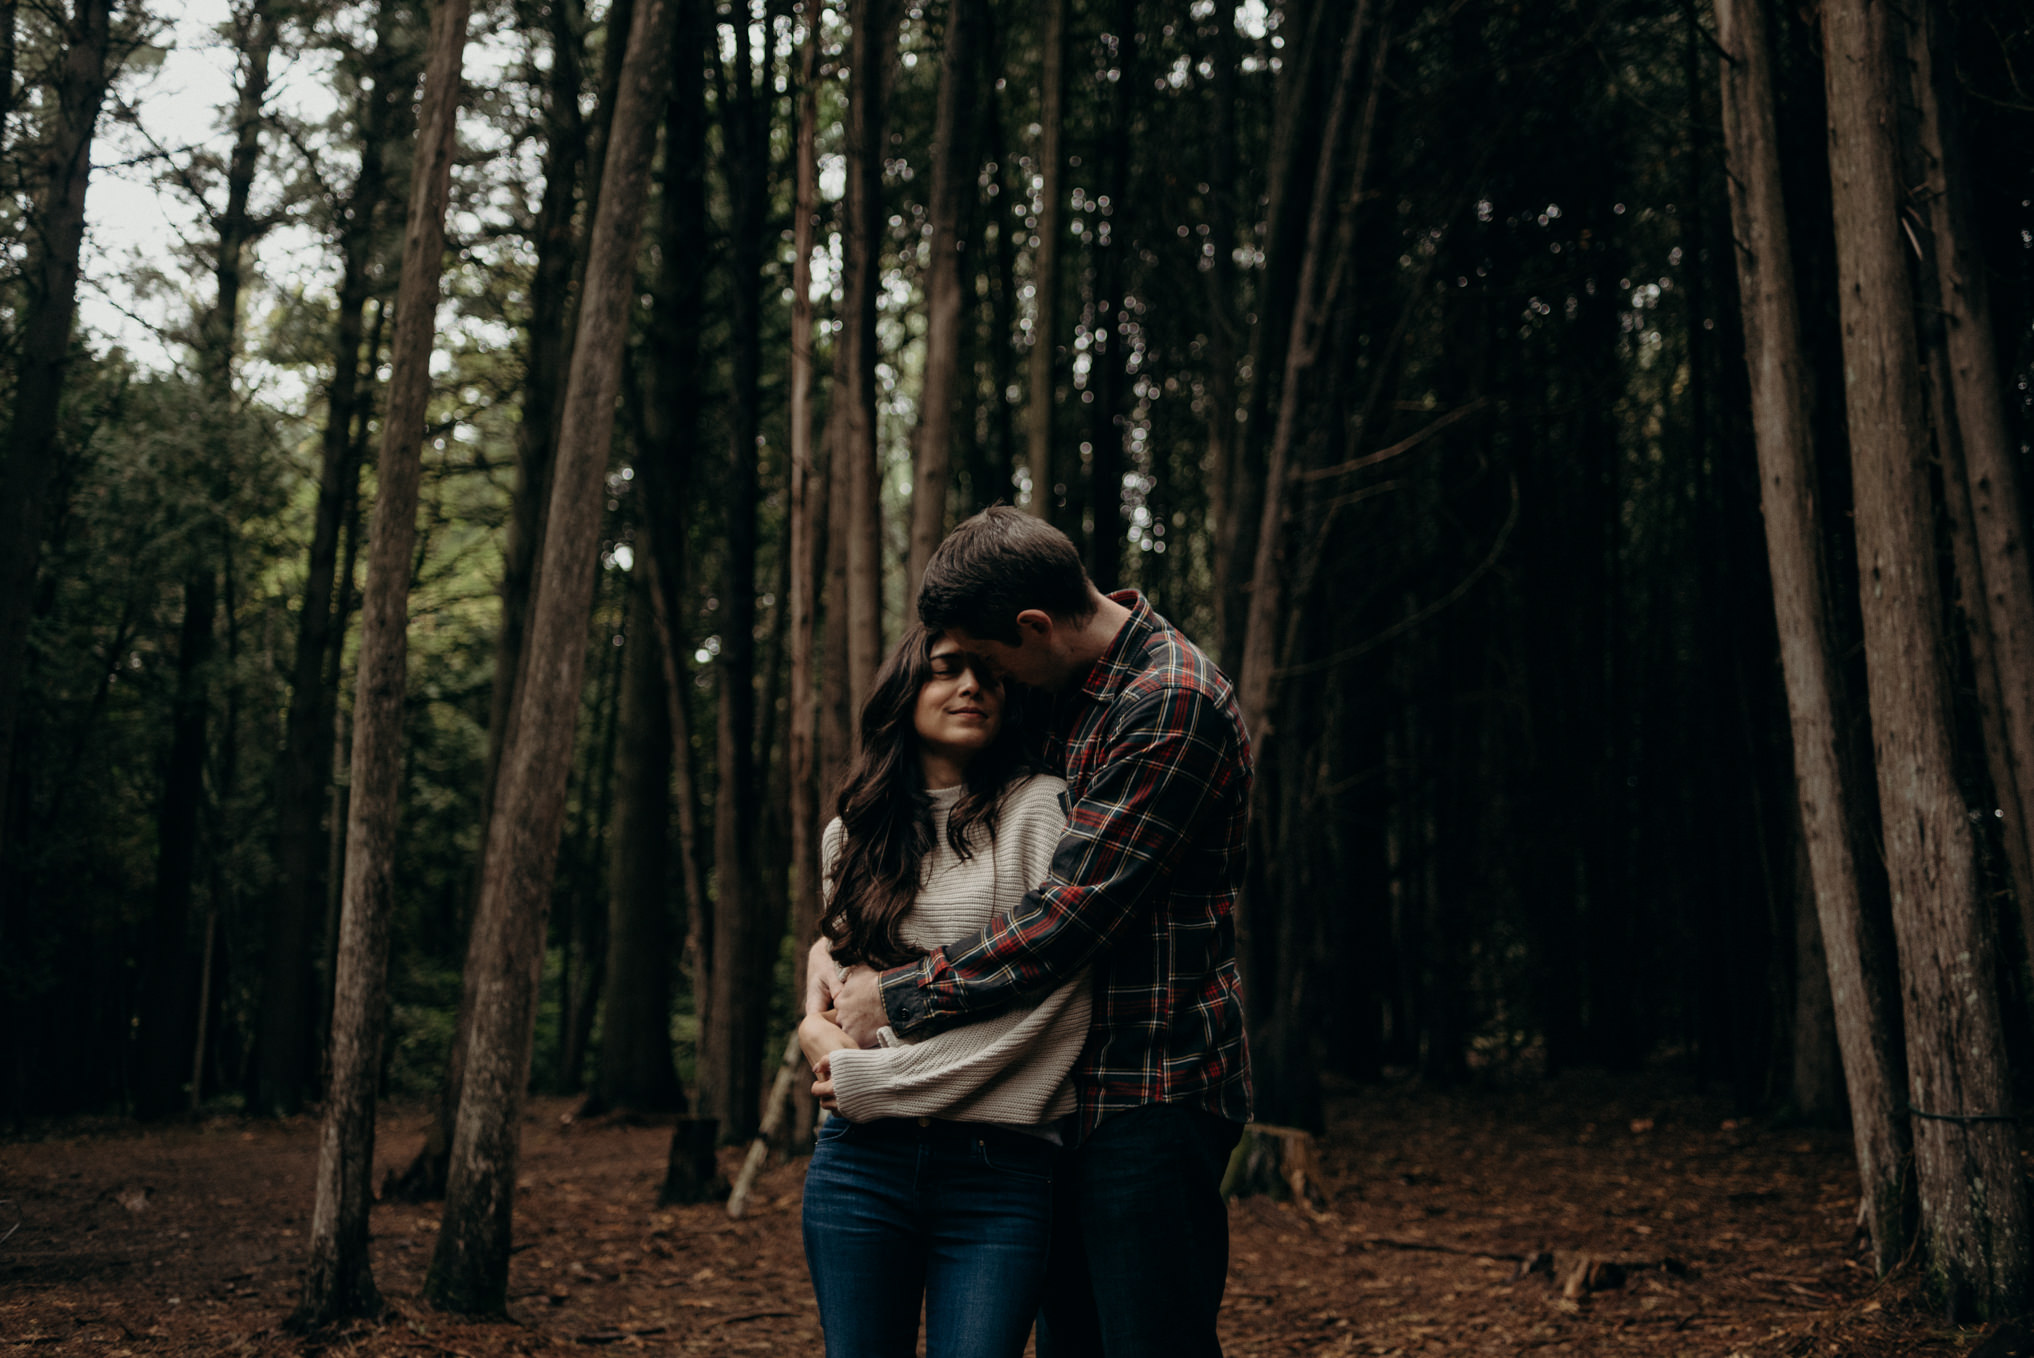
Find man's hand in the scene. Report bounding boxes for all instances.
[803,937,841,1015]
[834,965,888,1046]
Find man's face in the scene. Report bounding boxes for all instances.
[947,624,1062,691]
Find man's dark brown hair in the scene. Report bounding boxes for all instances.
[917,506,1096,643]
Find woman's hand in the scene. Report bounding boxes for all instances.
[799,1010,854,1111]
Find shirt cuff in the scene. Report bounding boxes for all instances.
[879,956,936,1036]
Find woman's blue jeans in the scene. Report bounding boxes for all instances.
[802,1115,1056,1358]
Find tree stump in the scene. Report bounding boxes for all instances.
[659,1117,725,1205]
[1220,1123,1328,1211]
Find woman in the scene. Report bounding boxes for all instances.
[798,625,1088,1358]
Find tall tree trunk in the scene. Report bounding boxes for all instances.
[590,566,681,1112]
[292,0,474,1324]
[1236,0,1378,754]
[699,6,770,1143]
[138,0,278,1120]
[474,0,588,912]
[1023,0,1065,526]
[1904,0,2034,977]
[840,0,891,712]
[785,7,826,1147]
[639,0,710,1018]
[133,569,216,1119]
[424,0,676,1314]
[555,575,624,1093]
[384,0,589,1195]
[1714,0,1911,1272]
[1200,8,1240,624]
[979,7,1019,512]
[906,0,980,594]
[0,0,116,873]
[264,0,386,1117]
[1084,0,1135,590]
[1820,0,2030,1317]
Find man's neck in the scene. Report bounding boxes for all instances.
[1058,589,1135,675]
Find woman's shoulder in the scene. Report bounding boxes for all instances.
[1002,771,1069,821]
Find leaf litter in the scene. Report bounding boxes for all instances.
[0,1072,2011,1355]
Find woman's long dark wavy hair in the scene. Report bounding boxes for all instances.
[820,624,1037,969]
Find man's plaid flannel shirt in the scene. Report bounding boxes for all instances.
[878,590,1254,1139]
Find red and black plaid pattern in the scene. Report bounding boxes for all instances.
[879,591,1254,1138]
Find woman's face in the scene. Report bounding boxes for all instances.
[913,634,1004,770]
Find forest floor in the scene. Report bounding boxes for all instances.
[0,1071,2012,1357]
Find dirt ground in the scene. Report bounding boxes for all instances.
[0,1072,2009,1356]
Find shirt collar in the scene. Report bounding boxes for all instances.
[1073,590,1158,706]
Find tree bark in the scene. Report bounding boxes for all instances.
[698,4,771,1143]
[639,0,711,1018]
[1200,8,1241,633]
[905,0,980,595]
[785,7,826,1149]
[138,0,278,1121]
[1714,0,1910,1272]
[265,0,391,1118]
[1084,0,1135,590]
[1023,0,1065,525]
[590,566,681,1113]
[0,0,116,873]
[1903,0,2034,979]
[840,0,891,712]
[292,0,474,1325]
[1820,0,2029,1316]
[1215,0,1327,673]
[423,0,676,1314]
[133,568,216,1119]
[1236,0,1378,756]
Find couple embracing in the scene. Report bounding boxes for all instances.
[796,506,1254,1358]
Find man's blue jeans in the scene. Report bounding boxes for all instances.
[802,1115,1056,1358]
[1036,1102,1243,1358]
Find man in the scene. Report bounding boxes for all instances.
[808,506,1253,1357]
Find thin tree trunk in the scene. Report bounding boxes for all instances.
[260,0,380,1115]
[292,0,473,1324]
[134,568,216,1119]
[474,0,587,904]
[424,0,676,1314]
[699,4,771,1142]
[1201,9,1240,623]
[785,5,826,1148]
[906,0,979,595]
[1217,0,1326,674]
[556,575,624,1093]
[1714,0,1910,1272]
[1084,0,1135,589]
[1904,0,2034,975]
[640,0,711,1013]
[590,566,681,1112]
[841,0,891,711]
[1236,0,1378,754]
[139,0,277,1120]
[1023,0,1065,525]
[1820,0,2029,1316]
[0,0,116,871]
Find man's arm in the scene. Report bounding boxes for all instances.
[836,685,1239,1045]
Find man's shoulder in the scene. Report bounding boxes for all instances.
[1117,623,1241,723]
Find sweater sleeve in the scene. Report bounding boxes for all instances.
[826,777,1091,1125]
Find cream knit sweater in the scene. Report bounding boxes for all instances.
[822,773,1089,1133]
